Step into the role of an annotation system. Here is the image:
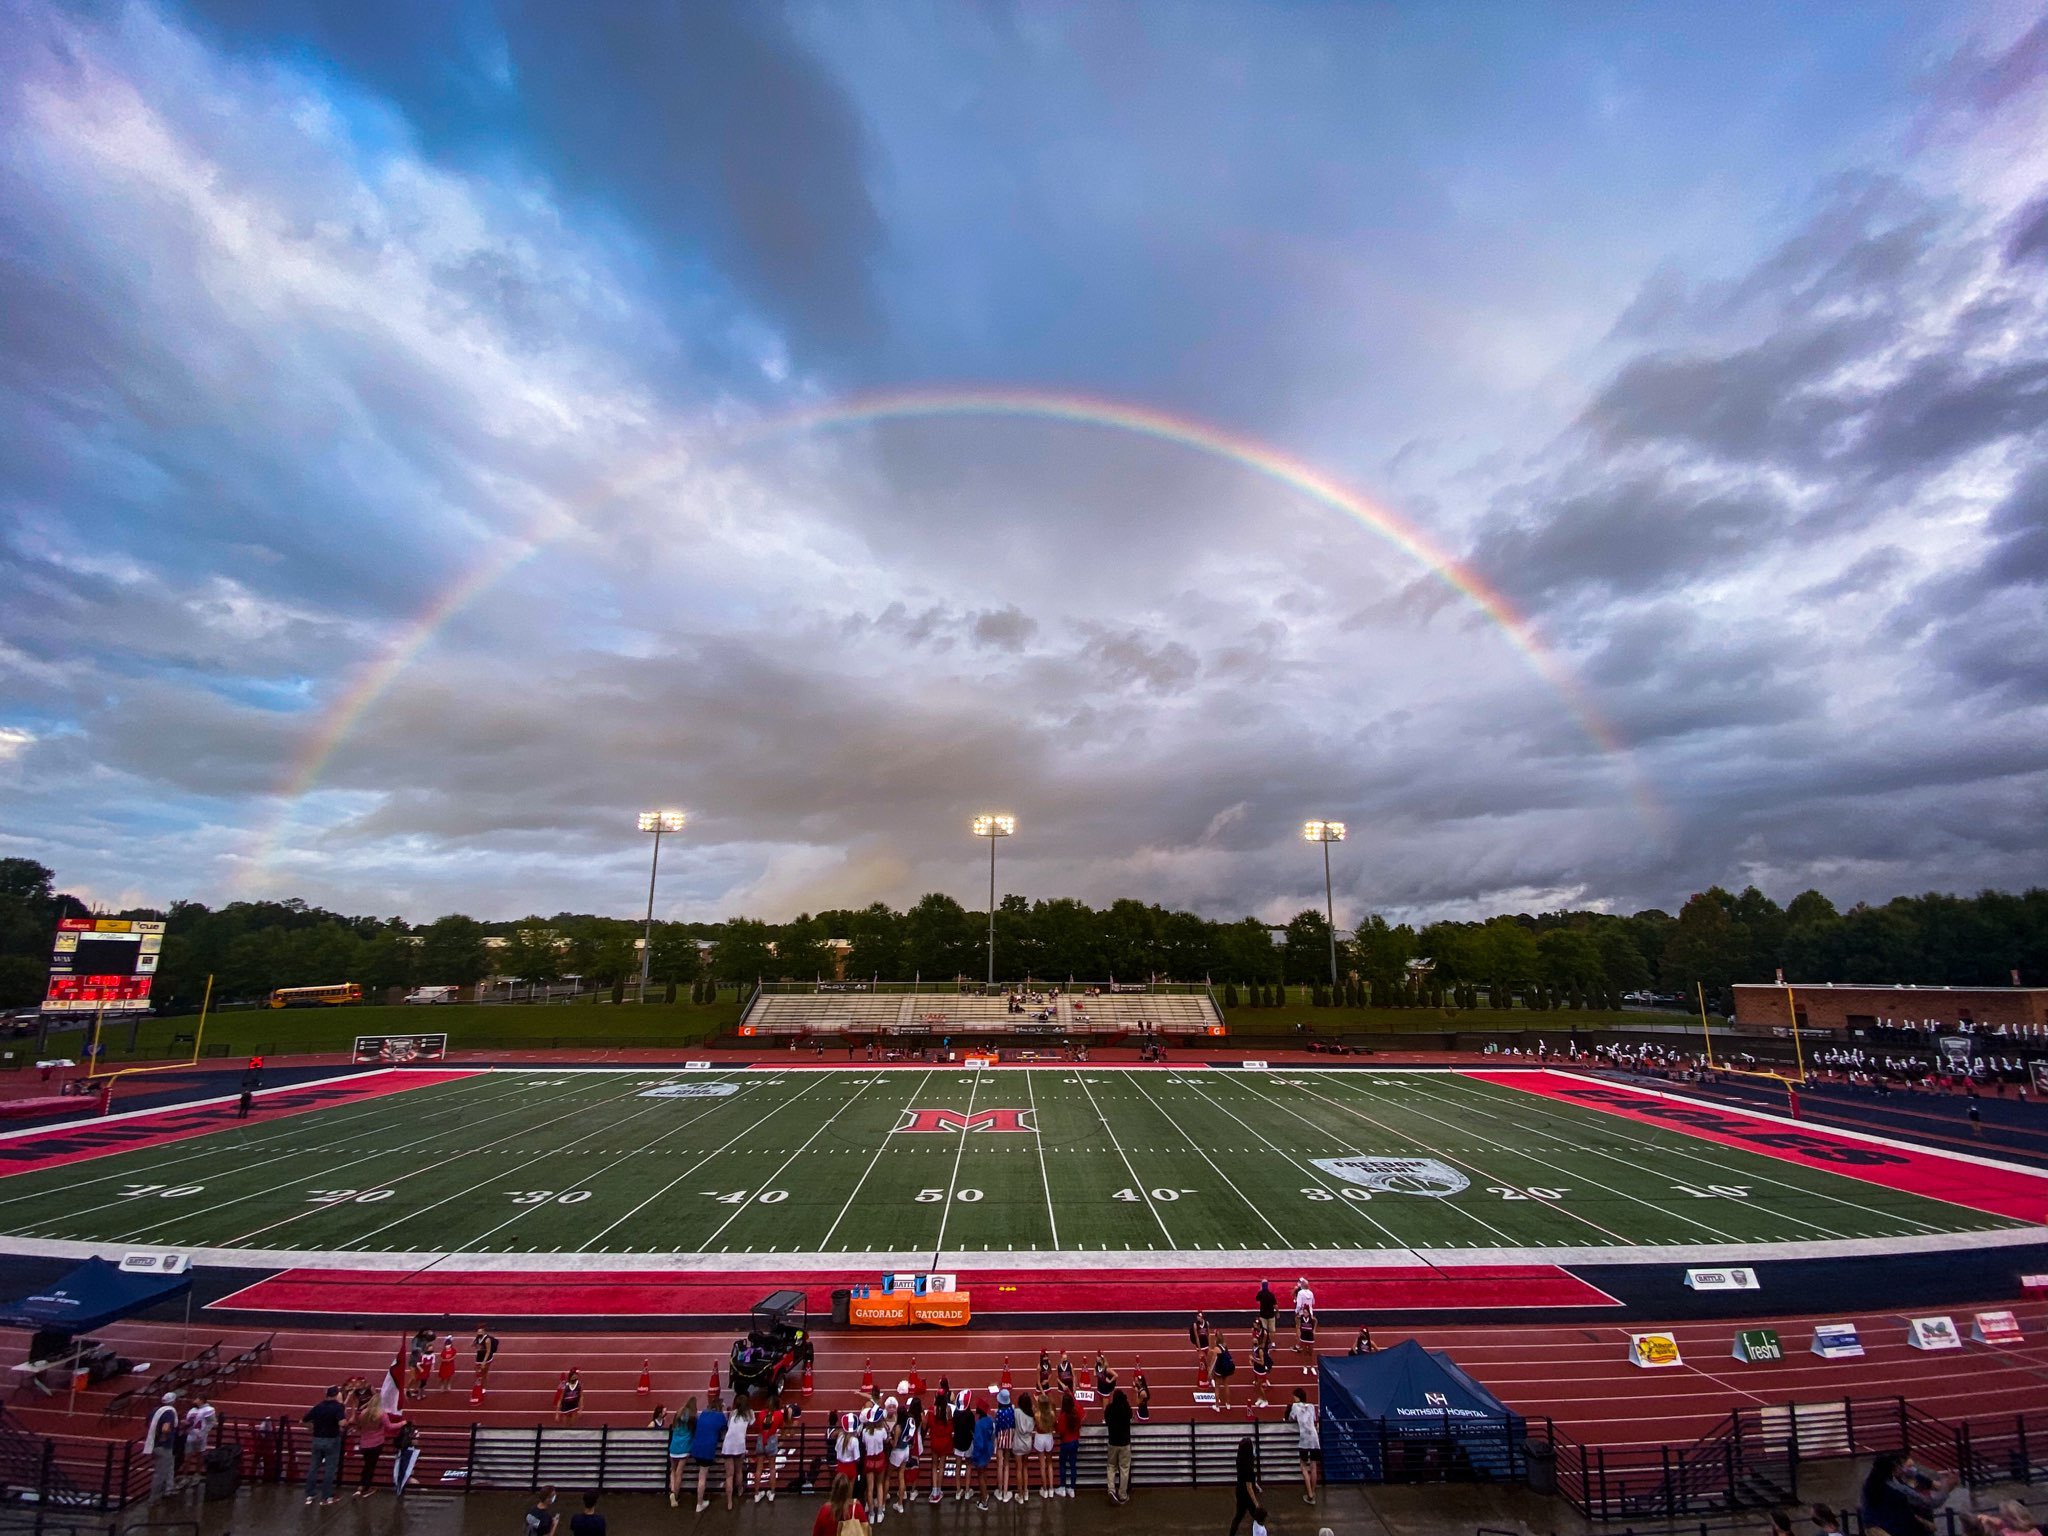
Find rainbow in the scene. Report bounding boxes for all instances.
[241,386,1657,889]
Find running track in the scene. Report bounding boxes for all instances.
[21,1305,2048,1450]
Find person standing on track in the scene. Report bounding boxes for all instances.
[1031,1385,1057,1496]
[436,1334,456,1391]
[928,1389,954,1505]
[1256,1278,1278,1339]
[1037,1349,1052,1395]
[1190,1309,1215,1383]
[1250,1333,1273,1407]
[1295,1286,1318,1376]
[556,1368,584,1425]
[473,1325,501,1392]
[1055,1350,1075,1397]
[1056,1383,1082,1498]
[1211,1334,1237,1413]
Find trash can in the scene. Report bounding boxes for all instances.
[203,1443,242,1502]
[1522,1437,1555,1497]
[831,1289,851,1328]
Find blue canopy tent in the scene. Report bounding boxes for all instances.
[0,1258,191,1344]
[1318,1340,1529,1483]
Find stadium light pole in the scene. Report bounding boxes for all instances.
[1302,821,1347,988]
[637,811,686,1003]
[972,815,1016,988]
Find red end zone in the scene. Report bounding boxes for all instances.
[0,1069,479,1178]
[216,1263,1615,1319]
[1468,1069,2048,1221]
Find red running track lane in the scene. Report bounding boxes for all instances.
[216,1264,1614,1318]
[0,1069,479,1177]
[21,1306,2048,1449]
[1467,1069,2048,1222]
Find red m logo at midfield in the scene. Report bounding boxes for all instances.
[893,1108,1036,1134]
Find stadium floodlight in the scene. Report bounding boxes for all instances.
[972,815,1016,986]
[637,810,687,1002]
[1302,820,1347,988]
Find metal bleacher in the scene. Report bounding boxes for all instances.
[740,983,1224,1042]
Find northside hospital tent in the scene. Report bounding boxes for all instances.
[0,1258,190,1348]
[1318,1339,1529,1483]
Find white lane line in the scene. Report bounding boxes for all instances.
[1071,1071,1175,1247]
[573,1074,842,1252]
[818,1071,935,1253]
[1024,1068,1060,1251]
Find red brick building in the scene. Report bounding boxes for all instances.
[1733,983,2048,1035]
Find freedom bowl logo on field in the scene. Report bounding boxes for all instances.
[639,1082,739,1099]
[1311,1156,1469,1196]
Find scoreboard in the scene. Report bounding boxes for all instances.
[44,918,164,1014]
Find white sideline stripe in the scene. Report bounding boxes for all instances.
[0,1223,2030,1277]
[0,1065,465,1142]
[1509,1069,2048,1185]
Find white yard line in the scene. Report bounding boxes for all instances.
[101,1074,629,1244]
[576,1075,838,1252]
[1435,1074,1954,1235]
[1125,1074,1291,1248]
[1070,1072,1176,1247]
[695,1075,885,1252]
[1024,1068,1060,1250]
[1216,1075,1535,1245]
[1287,1073,1756,1245]
[817,1071,934,1253]
[1178,1080,1417,1254]
[930,1068,984,1262]
[210,1075,750,1250]
[0,1074,513,1214]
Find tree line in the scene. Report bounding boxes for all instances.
[1,857,2043,1011]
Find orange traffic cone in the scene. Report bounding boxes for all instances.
[861,1358,875,1394]
[708,1365,720,1395]
[1000,1357,1012,1390]
[637,1359,652,1396]
[801,1360,814,1396]
[469,1379,484,1407]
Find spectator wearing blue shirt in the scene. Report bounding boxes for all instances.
[689,1396,728,1513]
[968,1401,997,1511]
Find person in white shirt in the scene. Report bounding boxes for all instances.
[1287,1388,1321,1505]
[719,1404,750,1512]
[183,1395,218,1472]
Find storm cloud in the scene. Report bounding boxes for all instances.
[2,1,2046,930]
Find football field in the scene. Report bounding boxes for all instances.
[0,1067,2030,1267]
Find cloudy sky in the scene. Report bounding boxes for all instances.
[2,1,2046,930]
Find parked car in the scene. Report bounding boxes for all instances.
[402,986,460,1005]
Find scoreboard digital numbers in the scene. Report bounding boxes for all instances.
[44,918,165,1013]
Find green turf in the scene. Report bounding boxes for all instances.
[0,1068,2017,1259]
[32,999,741,1064]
